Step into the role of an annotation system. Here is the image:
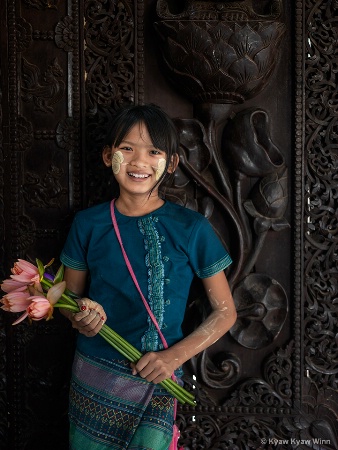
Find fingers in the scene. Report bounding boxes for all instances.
[71,298,106,336]
[132,352,173,384]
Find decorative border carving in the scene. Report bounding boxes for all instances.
[303,1,338,390]
[294,0,305,408]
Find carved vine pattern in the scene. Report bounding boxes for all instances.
[303,0,338,391]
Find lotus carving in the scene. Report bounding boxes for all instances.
[154,20,285,104]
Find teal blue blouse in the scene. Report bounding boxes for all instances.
[60,200,232,361]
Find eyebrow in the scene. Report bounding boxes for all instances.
[120,140,158,149]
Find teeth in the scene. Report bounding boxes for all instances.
[128,173,149,178]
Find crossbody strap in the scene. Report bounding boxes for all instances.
[110,199,168,350]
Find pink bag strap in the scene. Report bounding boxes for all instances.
[110,199,168,349]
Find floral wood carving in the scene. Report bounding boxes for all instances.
[21,57,65,113]
[84,0,134,115]
[22,166,67,209]
[55,16,78,51]
[154,18,285,104]
[303,0,338,392]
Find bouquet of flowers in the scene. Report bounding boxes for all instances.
[1,258,196,406]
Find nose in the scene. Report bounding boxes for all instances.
[129,151,149,168]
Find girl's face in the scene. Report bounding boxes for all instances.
[103,122,176,197]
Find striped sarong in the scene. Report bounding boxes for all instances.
[69,351,175,450]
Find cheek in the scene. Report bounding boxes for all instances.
[112,151,124,174]
[155,158,167,181]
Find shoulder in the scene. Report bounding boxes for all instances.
[163,201,206,226]
[73,201,111,225]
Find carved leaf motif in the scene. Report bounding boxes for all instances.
[207,22,235,43]
[263,341,293,402]
[228,57,260,84]
[207,70,237,92]
[173,117,212,188]
[176,22,213,53]
[184,49,214,79]
[211,40,238,70]
[228,23,265,57]
[166,37,189,65]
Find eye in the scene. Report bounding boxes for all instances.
[150,149,163,156]
[121,146,132,151]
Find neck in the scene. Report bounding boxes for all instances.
[115,193,164,216]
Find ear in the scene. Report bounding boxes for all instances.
[102,146,112,167]
[167,153,179,174]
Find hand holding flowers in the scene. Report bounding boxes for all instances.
[70,297,107,337]
[1,258,196,406]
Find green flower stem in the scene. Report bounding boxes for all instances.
[54,304,78,313]
[46,277,196,406]
[99,325,195,405]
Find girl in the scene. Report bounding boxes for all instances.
[60,104,237,450]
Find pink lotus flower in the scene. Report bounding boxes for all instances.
[1,287,31,312]
[28,281,66,321]
[27,297,53,322]
[10,259,40,286]
[12,281,66,325]
[1,278,29,293]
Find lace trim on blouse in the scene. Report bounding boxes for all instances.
[138,216,165,352]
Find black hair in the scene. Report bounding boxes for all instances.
[103,103,179,192]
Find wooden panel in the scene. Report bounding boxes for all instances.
[0,0,337,449]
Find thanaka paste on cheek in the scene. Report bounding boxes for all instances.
[112,151,124,174]
[155,158,166,181]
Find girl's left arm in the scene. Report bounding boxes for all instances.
[132,270,237,383]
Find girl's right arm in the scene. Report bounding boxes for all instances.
[61,267,106,337]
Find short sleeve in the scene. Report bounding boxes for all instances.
[188,216,232,278]
[60,214,88,271]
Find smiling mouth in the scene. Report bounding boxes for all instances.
[127,172,150,179]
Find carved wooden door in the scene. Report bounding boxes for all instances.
[0,1,337,449]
